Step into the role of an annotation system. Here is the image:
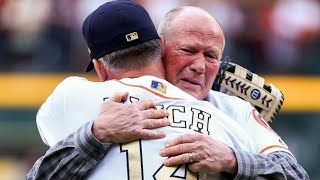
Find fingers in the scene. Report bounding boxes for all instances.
[106,92,162,112]
[97,92,172,143]
[108,91,129,103]
[160,134,198,157]
[138,129,166,139]
[135,99,157,110]
[143,118,171,129]
[143,109,169,119]
[160,143,194,157]
[163,152,199,166]
[164,134,196,148]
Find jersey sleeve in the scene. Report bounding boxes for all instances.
[244,108,292,155]
[36,77,79,147]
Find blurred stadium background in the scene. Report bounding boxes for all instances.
[0,0,319,179]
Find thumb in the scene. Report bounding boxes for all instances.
[108,91,129,103]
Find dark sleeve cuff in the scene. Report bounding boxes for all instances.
[74,121,112,163]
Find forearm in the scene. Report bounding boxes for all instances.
[231,149,309,180]
[25,121,111,180]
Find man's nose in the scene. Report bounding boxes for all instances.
[189,56,205,74]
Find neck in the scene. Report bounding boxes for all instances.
[108,64,166,80]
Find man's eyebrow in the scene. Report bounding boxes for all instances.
[180,42,222,53]
[178,44,196,51]
[207,47,221,54]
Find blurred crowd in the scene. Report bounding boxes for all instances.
[0,0,320,74]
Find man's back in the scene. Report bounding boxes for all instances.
[37,75,256,179]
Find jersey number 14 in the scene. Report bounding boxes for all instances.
[120,140,198,180]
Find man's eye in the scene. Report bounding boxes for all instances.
[206,54,213,58]
[205,54,218,62]
[181,48,192,53]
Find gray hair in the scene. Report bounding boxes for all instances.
[158,7,184,37]
[99,39,162,71]
[158,6,225,50]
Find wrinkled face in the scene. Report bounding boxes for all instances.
[163,13,224,100]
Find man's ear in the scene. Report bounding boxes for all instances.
[160,36,165,58]
[93,59,108,82]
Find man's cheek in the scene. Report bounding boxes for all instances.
[207,66,219,79]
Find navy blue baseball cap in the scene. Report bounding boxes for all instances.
[82,0,160,72]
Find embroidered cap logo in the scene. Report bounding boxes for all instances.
[126,32,139,42]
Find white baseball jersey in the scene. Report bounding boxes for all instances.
[36,75,290,180]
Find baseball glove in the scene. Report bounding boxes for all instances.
[213,57,284,124]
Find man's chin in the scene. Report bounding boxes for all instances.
[176,82,204,99]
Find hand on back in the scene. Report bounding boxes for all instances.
[92,91,171,143]
[160,133,237,175]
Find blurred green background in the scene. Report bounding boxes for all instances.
[0,0,319,179]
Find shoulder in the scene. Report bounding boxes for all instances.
[54,76,101,95]
[40,76,96,107]
[58,76,92,87]
[120,76,196,100]
[205,90,253,125]
[42,76,105,107]
[205,90,252,108]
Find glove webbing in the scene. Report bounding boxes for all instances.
[213,59,284,124]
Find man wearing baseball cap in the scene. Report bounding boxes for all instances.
[27,0,170,178]
[82,0,161,73]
